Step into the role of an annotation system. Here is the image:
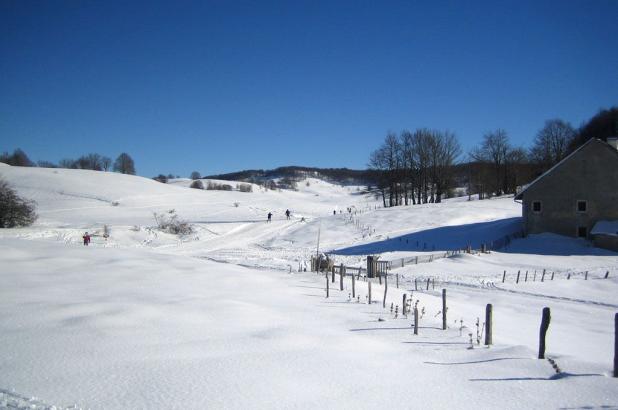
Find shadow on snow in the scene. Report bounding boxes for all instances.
[331,217,522,255]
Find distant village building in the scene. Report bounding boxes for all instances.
[514,138,618,251]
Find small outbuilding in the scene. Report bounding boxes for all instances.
[591,220,618,252]
[514,137,618,251]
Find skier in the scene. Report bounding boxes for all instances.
[285,209,290,220]
[82,232,91,246]
[267,212,272,223]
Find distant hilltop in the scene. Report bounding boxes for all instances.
[204,166,380,187]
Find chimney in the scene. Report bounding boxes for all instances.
[608,137,618,151]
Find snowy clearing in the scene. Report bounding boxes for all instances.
[1,165,617,409]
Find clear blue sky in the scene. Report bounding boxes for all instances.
[2,0,617,177]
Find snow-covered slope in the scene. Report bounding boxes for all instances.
[1,165,617,409]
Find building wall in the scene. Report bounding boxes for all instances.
[521,140,618,238]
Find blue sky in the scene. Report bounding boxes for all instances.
[2,1,617,177]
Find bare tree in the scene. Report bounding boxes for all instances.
[113,153,136,175]
[0,149,34,167]
[101,156,112,171]
[530,119,575,170]
[190,171,201,180]
[470,129,510,196]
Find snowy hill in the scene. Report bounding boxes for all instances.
[1,165,617,409]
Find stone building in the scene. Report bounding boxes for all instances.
[514,138,618,251]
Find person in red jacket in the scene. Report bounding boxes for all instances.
[83,232,91,246]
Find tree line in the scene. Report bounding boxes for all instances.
[0,150,136,175]
[368,107,618,207]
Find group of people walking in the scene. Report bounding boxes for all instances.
[267,209,292,222]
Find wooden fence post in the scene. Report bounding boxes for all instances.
[340,264,344,291]
[352,273,356,298]
[426,278,430,291]
[332,266,335,283]
[551,271,555,281]
[402,294,407,316]
[516,270,520,284]
[538,307,551,359]
[442,289,447,330]
[396,274,399,289]
[368,281,372,304]
[325,271,329,298]
[414,278,418,291]
[383,274,388,308]
[525,271,528,282]
[502,270,506,283]
[485,304,493,346]
[585,271,588,281]
[614,313,617,377]
[567,273,571,280]
[605,271,610,279]
[541,269,546,282]
[414,307,419,335]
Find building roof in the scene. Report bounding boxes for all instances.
[515,138,618,200]
[591,220,618,237]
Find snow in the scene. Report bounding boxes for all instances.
[592,220,618,236]
[1,166,617,409]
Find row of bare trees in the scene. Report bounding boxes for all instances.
[0,150,136,175]
[369,129,462,206]
[368,118,584,206]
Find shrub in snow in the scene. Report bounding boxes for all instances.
[237,183,253,192]
[207,181,232,191]
[190,180,204,189]
[0,178,37,228]
[153,210,193,235]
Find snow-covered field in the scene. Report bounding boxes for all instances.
[1,165,617,409]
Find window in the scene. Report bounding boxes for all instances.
[532,201,542,213]
[577,226,587,238]
[577,200,587,213]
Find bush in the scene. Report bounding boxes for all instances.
[153,210,193,235]
[190,180,204,189]
[0,178,37,227]
[206,181,233,191]
[237,183,253,192]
